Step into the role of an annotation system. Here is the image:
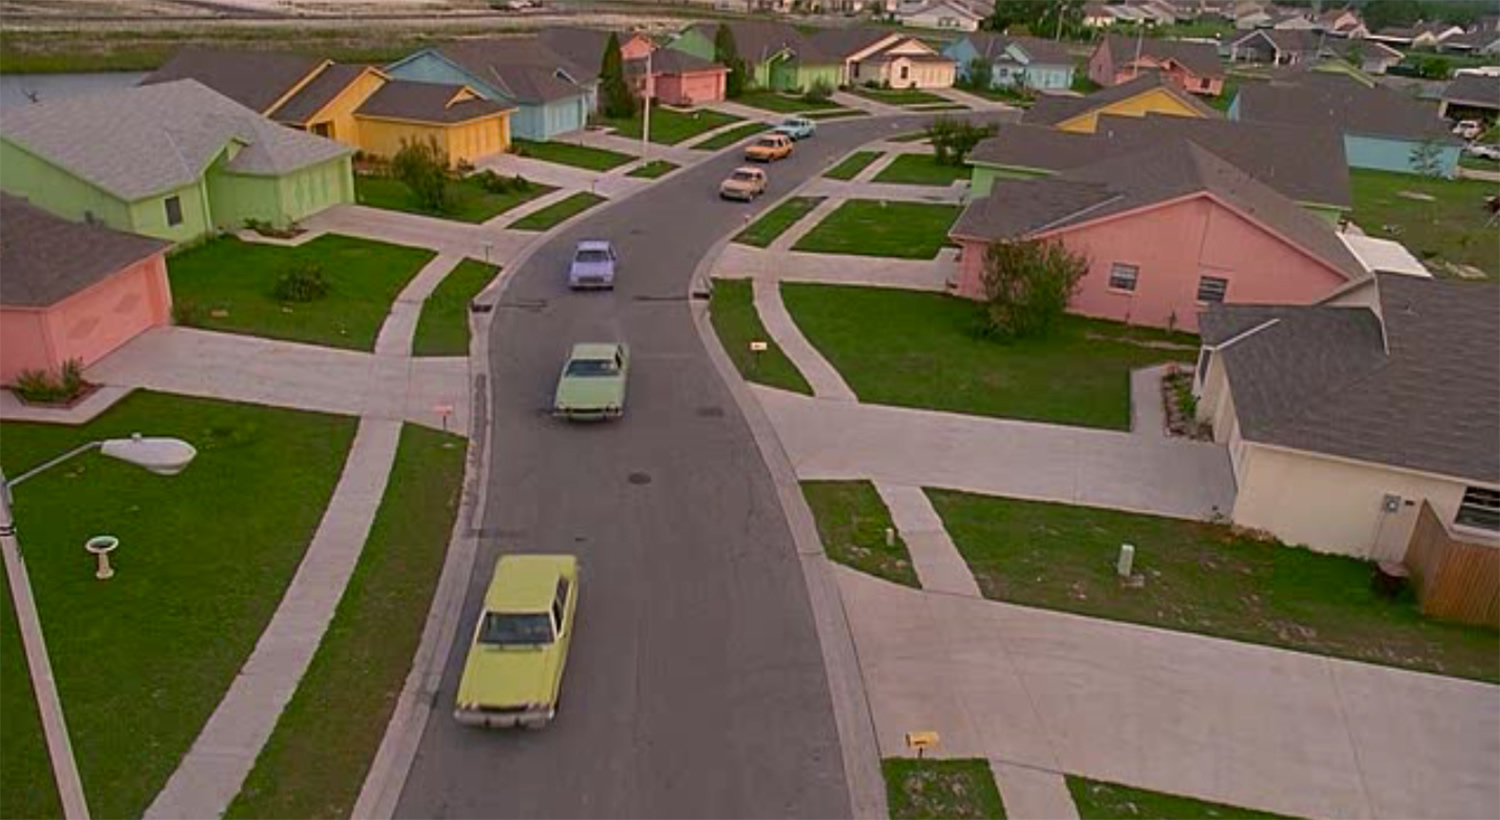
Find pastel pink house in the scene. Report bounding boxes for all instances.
[0,195,171,384]
[637,48,728,106]
[949,142,1364,332]
[1088,34,1225,96]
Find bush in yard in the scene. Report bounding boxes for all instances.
[600,32,637,118]
[964,58,993,90]
[392,136,451,213]
[925,116,997,166]
[978,238,1088,340]
[715,24,747,98]
[13,359,87,404]
[804,78,834,103]
[273,262,330,303]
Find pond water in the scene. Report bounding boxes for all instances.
[0,71,148,111]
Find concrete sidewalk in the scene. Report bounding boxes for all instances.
[375,254,464,356]
[838,565,1500,820]
[753,278,856,401]
[755,388,1234,521]
[715,245,955,292]
[86,327,470,435]
[302,205,529,264]
[474,152,644,199]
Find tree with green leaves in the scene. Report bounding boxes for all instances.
[964,57,994,90]
[979,237,1088,340]
[1409,138,1446,178]
[925,116,997,166]
[600,32,636,119]
[392,136,450,213]
[984,0,1084,40]
[715,24,747,98]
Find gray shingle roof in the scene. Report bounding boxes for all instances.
[809,27,895,60]
[951,178,1118,238]
[1236,70,1459,143]
[0,79,353,202]
[534,27,637,76]
[1007,35,1074,66]
[1442,73,1500,110]
[636,48,723,76]
[355,80,513,123]
[272,63,369,125]
[140,47,325,114]
[1101,33,1224,79]
[1204,274,1500,484]
[438,38,594,104]
[1023,73,1222,126]
[0,194,170,308]
[684,21,834,66]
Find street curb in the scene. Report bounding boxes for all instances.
[689,238,889,820]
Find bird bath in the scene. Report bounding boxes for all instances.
[86,535,118,580]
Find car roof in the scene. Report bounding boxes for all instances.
[576,239,613,251]
[732,165,764,175]
[484,554,576,612]
[570,341,623,360]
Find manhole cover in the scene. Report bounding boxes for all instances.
[627,472,652,485]
[697,406,725,418]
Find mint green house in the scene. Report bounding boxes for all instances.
[0,79,354,244]
[673,21,842,93]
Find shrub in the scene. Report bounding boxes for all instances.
[173,299,202,327]
[12,359,87,404]
[804,78,834,103]
[472,169,532,194]
[392,136,451,213]
[978,238,1088,340]
[455,158,476,176]
[273,262,330,303]
[926,115,997,165]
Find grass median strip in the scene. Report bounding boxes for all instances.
[733,196,826,247]
[512,139,634,171]
[884,758,1007,819]
[693,121,771,151]
[0,392,357,818]
[735,91,844,113]
[929,489,1500,683]
[708,278,813,395]
[873,154,970,186]
[851,87,949,106]
[601,106,741,145]
[792,200,961,260]
[824,151,882,180]
[1067,776,1296,819]
[801,481,919,587]
[354,174,555,223]
[226,424,466,820]
[168,234,435,351]
[0,561,63,820]
[509,192,608,232]
[412,258,501,357]
[782,285,1193,429]
[627,159,679,179]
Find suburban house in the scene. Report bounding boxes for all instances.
[672,21,841,93]
[0,79,354,244]
[384,38,595,141]
[534,26,655,71]
[895,0,987,32]
[0,194,171,384]
[1443,28,1500,56]
[948,138,1364,332]
[1087,34,1225,96]
[1228,29,1405,73]
[1023,73,1222,133]
[1193,273,1498,569]
[638,49,729,106]
[1232,69,1462,176]
[967,113,1352,224]
[811,29,956,89]
[1369,22,1465,49]
[1315,7,1366,37]
[1438,73,1500,121]
[141,47,515,165]
[943,33,1075,90]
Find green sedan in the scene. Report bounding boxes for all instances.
[454,554,579,729]
[553,342,629,420]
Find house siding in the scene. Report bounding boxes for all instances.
[969,163,1053,196]
[385,52,585,142]
[125,180,214,243]
[1345,133,1461,177]
[355,115,510,165]
[0,138,135,232]
[304,69,386,144]
[656,70,727,105]
[1057,86,1211,133]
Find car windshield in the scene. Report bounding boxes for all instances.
[566,358,618,377]
[479,611,554,646]
[756,138,778,147]
[575,249,611,264]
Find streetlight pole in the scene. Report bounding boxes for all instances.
[0,435,197,820]
[641,44,653,159]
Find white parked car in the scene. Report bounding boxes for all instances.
[1452,119,1483,140]
[567,240,617,290]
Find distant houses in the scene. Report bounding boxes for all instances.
[1024,74,1222,133]
[943,33,1075,91]
[812,29,957,89]
[672,21,843,93]
[1088,34,1225,96]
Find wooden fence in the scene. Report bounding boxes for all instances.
[1405,501,1500,628]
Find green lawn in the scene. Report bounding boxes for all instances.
[792,200,961,260]
[851,87,948,106]
[802,481,918,587]
[599,106,741,145]
[226,424,465,819]
[627,159,679,179]
[1206,76,1240,112]
[782,286,1194,429]
[1067,776,1295,819]
[1459,156,1500,171]
[824,151,883,181]
[873,153,969,186]
[511,138,634,171]
[0,392,357,818]
[1349,168,1498,281]
[708,278,812,395]
[952,84,1034,106]
[412,258,501,357]
[168,235,436,351]
[1,562,63,820]
[353,174,555,223]
[692,121,771,151]
[508,192,607,232]
[929,490,1500,683]
[734,90,844,113]
[884,759,1007,820]
[733,196,826,247]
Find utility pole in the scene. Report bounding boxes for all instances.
[641,44,653,159]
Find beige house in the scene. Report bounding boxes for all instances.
[1194,273,1499,562]
[813,29,957,89]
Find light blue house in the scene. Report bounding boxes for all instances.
[943,33,1075,90]
[385,38,595,141]
[1232,69,1462,177]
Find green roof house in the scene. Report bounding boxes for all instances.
[0,79,354,244]
[672,21,841,93]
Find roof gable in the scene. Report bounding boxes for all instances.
[140,47,328,115]
[1024,73,1222,127]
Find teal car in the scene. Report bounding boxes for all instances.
[553,342,629,420]
[773,116,817,141]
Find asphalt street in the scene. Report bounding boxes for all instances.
[394,110,1011,819]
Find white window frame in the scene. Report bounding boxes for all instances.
[1455,486,1500,533]
[1108,262,1139,292]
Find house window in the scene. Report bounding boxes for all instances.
[1199,76,1211,90]
[1108,263,1139,292]
[900,65,910,81]
[164,196,183,227]
[1456,487,1500,532]
[311,122,332,138]
[1197,275,1228,303]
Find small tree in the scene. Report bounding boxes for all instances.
[965,57,994,91]
[392,136,451,213]
[715,24,747,98]
[925,116,997,166]
[1409,137,1445,178]
[978,237,1088,340]
[600,32,637,118]
[804,77,834,103]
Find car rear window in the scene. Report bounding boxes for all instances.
[480,612,554,646]
[576,249,611,264]
[566,358,618,377]
[732,171,757,181]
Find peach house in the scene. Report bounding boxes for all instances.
[1088,34,1225,96]
[0,195,171,384]
[949,140,1365,332]
[640,49,728,106]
